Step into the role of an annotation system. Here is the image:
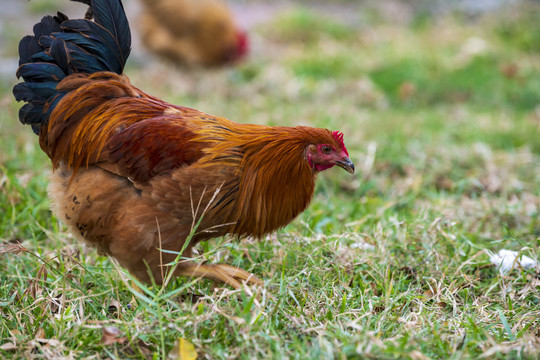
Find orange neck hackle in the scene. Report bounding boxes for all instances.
[193,123,340,237]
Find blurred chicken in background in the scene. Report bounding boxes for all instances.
[139,0,248,67]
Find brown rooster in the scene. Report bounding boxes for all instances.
[139,0,247,67]
[13,0,354,288]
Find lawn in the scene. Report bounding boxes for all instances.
[1,1,539,359]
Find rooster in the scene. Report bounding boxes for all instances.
[13,0,354,288]
[139,0,248,67]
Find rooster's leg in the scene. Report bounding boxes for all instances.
[175,262,262,289]
[175,262,243,289]
[213,264,263,286]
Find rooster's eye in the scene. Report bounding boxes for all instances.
[321,145,332,154]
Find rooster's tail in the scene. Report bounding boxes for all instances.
[13,0,131,134]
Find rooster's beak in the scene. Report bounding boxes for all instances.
[335,157,355,174]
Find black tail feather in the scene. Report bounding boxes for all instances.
[17,63,66,83]
[88,0,131,63]
[61,19,125,73]
[71,0,92,7]
[50,38,72,75]
[32,15,63,41]
[13,0,131,135]
[18,35,43,66]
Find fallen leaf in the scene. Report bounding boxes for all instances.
[135,340,153,357]
[35,328,46,341]
[49,294,62,314]
[423,289,434,300]
[436,301,449,309]
[169,338,197,360]
[107,299,121,317]
[101,326,127,346]
[0,342,16,351]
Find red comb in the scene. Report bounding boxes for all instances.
[236,30,248,59]
[332,131,348,156]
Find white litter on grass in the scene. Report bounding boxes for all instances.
[350,241,375,250]
[488,249,539,275]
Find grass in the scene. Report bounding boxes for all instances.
[1,1,540,359]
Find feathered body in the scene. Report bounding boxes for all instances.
[14,0,353,287]
[139,0,247,67]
